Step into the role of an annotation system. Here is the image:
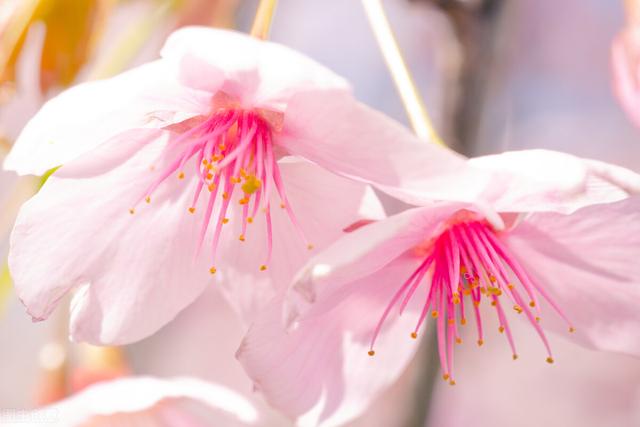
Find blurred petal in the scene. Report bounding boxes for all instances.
[2,376,259,427]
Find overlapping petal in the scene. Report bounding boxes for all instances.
[9,129,213,344]
[161,27,350,110]
[505,196,640,355]
[213,157,385,324]
[4,60,212,176]
[468,149,640,214]
[238,258,423,427]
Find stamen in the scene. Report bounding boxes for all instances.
[129,107,310,274]
[369,216,573,381]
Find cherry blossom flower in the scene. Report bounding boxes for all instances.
[4,27,483,344]
[238,149,640,427]
[1,376,260,427]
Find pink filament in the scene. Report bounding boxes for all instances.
[369,218,574,383]
[131,109,308,272]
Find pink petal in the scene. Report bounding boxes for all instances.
[161,27,349,111]
[278,89,492,206]
[237,258,422,427]
[4,60,212,176]
[288,203,471,323]
[611,28,640,128]
[213,157,385,324]
[468,149,640,214]
[4,376,258,427]
[506,196,640,355]
[9,130,213,344]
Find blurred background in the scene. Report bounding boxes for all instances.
[0,0,639,426]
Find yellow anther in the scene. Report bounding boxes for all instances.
[462,289,472,296]
[206,173,213,180]
[368,350,375,356]
[480,287,486,294]
[490,301,497,307]
[280,202,286,209]
[242,176,261,195]
[145,196,151,204]
[239,234,245,242]
[209,267,217,275]
[240,168,248,178]
[208,183,216,192]
[222,218,229,224]
[212,154,223,162]
[529,301,536,308]
[202,159,208,165]
[498,326,505,333]
[260,265,267,271]
[535,316,541,323]
[442,373,450,381]
[507,283,515,290]
[513,305,523,314]
[431,310,439,318]
[448,319,455,326]
[230,177,241,184]
[188,207,196,214]
[452,293,460,304]
[477,339,484,346]
[449,380,456,386]
[569,326,576,333]
[473,301,480,307]
[489,275,497,283]
[546,357,554,364]
[222,192,229,200]
[307,244,314,250]
[488,287,502,296]
[219,144,226,151]
[178,172,185,179]
[247,217,253,224]
[512,354,519,360]
[239,198,249,205]
[460,318,467,326]
[129,208,135,215]
[456,337,462,344]
[410,332,417,339]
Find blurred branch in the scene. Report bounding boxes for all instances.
[362,0,445,145]
[250,0,277,39]
[433,0,506,155]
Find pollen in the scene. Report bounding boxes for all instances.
[239,234,245,242]
[178,172,185,179]
[188,207,196,214]
[209,267,217,275]
[260,265,267,271]
[368,350,375,356]
[410,332,417,339]
[145,196,151,204]
[546,357,554,364]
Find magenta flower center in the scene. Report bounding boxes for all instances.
[369,214,574,385]
[130,108,310,273]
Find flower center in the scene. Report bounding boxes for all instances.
[129,108,310,273]
[368,214,574,385]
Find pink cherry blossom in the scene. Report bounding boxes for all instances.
[1,376,260,427]
[4,27,484,344]
[237,149,640,426]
